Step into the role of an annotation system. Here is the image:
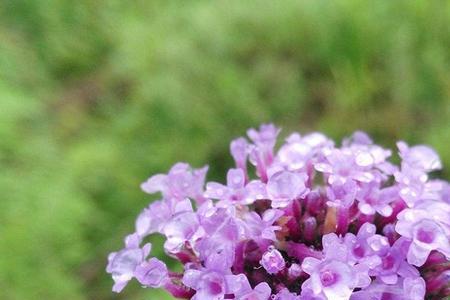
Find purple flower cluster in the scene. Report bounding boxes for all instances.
[107,124,450,299]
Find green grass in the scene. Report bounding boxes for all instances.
[0,1,449,299]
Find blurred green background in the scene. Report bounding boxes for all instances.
[0,0,449,299]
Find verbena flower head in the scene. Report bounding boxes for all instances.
[107,124,450,299]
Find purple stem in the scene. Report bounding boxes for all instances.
[286,241,322,261]
[163,280,195,299]
[284,200,303,240]
[302,216,317,243]
[305,191,323,215]
[379,199,406,227]
[382,224,397,245]
[336,207,349,235]
[423,251,447,268]
[356,212,374,230]
[425,270,450,294]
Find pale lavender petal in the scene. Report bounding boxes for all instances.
[141,174,167,194]
[204,182,229,200]
[301,257,320,275]
[135,258,168,288]
[227,168,246,189]
[230,137,249,170]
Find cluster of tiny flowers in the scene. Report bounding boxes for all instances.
[107,124,450,300]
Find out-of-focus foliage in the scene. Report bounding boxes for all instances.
[0,0,449,299]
